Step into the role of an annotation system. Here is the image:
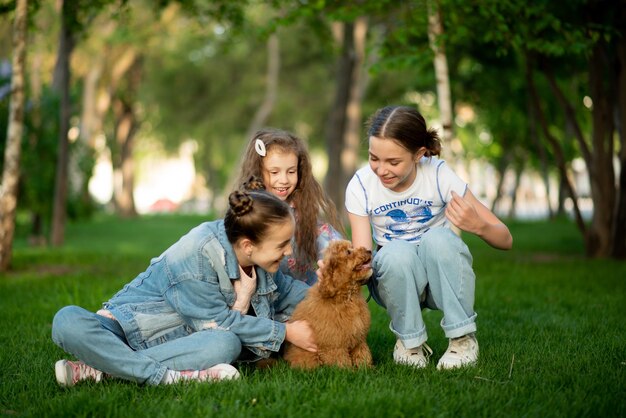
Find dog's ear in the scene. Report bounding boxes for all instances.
[318,245,341,298]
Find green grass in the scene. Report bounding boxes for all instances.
[1,215,624,417]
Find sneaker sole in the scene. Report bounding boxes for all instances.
[436,358,478,370]
[394,358,429,368]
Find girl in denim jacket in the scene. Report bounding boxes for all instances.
[236,128,345,285]
[52,183,317,386]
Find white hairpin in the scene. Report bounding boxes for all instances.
[254,138,267,157]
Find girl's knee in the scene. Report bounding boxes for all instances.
[196,331,242,365]
[221,332,243,363]
[52,305,85,344]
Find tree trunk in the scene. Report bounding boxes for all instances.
[556,175,568,217]
[586,42,617,257]
[612,12,626,259]
[508,163,522,218]
[50,0,76,246]
[81,58,104,148]
[112,104,138,217]
[525,56,587,236]
[325,21,356,213]
[527,94,554,218]
[427,0,457,160]
[112,56,143,218]
[490,152,510,213]
[28,31,45,243]
[341,16,368,223]
[0,0,28,272]
[71,58,104,216]
[541,27,622,258]
[543,65,593,170]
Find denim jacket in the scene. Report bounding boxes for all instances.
[102,220,309,358]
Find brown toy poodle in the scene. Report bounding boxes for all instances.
[284,240,373,369]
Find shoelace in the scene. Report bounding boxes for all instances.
[71,361,102,384]
[406,342,433,359]
[418,343,433,358]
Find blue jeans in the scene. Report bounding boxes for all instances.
[368,227,477,349]
[51,306,242,385]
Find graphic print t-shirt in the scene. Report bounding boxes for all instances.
[345,157,467,245]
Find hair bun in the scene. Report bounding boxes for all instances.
[242,175,266,191]
[228,190,254,217]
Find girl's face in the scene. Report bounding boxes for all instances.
[261,149,299,201]
[249,218,295,273]
[368,136,425,193]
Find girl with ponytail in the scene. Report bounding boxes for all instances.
[345,105,512,370]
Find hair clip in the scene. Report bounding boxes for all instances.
[254,138,267,157]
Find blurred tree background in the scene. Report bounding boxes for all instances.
[1,0,625,270]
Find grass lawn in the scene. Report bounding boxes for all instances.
[0,214,624,417]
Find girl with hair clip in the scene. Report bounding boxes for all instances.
[345,105,512,370]
[236,128,345,285]
[51,178,317,386]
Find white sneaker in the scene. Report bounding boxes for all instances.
[437,333,479,370]
[163,363,240,384]
[55,360,104,387]
[393,340,433,368]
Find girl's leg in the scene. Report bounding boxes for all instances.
[369,240,429,348]
[53,306,243,385]
[417,228,477,339]
[52,305,168,385]
[141,329,242,371]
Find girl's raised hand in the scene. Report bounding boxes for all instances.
[445,189,513,249]
[445,191,483,235]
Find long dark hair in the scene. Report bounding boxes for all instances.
[367,106,442,157]
[236,128,344,265]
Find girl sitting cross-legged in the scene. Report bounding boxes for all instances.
[51,178,317,386]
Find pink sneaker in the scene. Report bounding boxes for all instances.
[163,363,240,384]
[55,360,104,387]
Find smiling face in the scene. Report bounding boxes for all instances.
[248,218,295,273]
[368,136,426,193]
[261,149,299,201]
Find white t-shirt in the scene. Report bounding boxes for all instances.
[345,157,467,245]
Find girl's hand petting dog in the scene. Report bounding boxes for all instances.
[286,320,318,352]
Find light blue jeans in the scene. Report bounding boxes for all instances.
[52,306,242,385]
[368,227,477,349]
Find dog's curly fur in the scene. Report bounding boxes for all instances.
[284,240,373,369]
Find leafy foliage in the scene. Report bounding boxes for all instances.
[139,6,338,195]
